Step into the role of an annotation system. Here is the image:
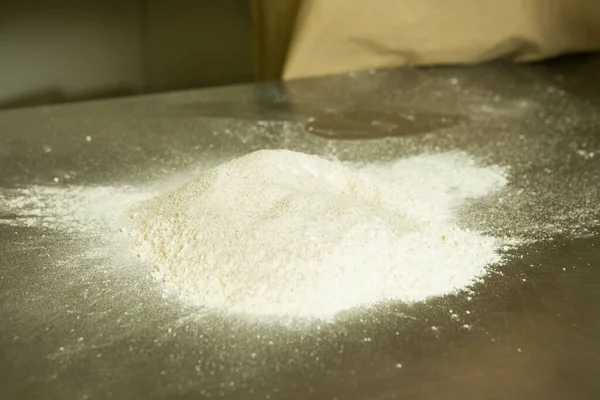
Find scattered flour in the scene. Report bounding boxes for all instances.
[127,150,508,319]
[1,186,151,233]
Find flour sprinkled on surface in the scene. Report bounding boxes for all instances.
[128,150,508,319]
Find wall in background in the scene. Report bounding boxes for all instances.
[143,0,254,92]
[0,0,254,109]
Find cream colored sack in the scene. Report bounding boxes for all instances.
[253,0,600,80]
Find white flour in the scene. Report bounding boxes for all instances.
[127,150,508,319]
[2,186,150,232]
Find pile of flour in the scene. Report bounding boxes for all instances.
[127,150,508,319]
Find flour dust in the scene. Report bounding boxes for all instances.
[1,149,523,321]
[126,150,509,320]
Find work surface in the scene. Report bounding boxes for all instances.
[1,57,599,400]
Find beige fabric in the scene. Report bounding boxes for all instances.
[254,0,600,80]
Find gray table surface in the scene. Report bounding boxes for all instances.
[1,56,599,400]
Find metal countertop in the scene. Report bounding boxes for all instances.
[1,56,599,400]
